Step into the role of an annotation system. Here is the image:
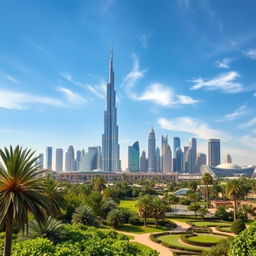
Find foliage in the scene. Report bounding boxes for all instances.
[230,219,246,234]
[72,205,99,227]
[201,173,213,208]
[215,206,232,221]
[229,221,256,256]
[106,208,125,228]
[202,238,232,256]
[27,217,65,243]
[187,203,201,216]
[137,194,153,226]
[150,197,166,227]
[197,207,209,219]
[92,176,106,192]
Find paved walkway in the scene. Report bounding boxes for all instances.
[211,227,236,237]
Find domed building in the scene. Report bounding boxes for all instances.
[200,163,255,179]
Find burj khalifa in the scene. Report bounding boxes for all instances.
[102,51,121,172]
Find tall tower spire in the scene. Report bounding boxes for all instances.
[102,50,120,172]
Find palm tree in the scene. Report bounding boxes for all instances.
[72,205,98,227]
[44,177,65,217]
[0,146,52,256]
[137,194,152,227]
[106,208,125,229]
[226,180,245,220]
[201,173,213,209]
[150,197,166,228]
[28,216,65,243]
[92,176,106,193]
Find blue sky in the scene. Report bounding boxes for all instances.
[1,0,256,169]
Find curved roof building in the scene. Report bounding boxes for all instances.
[200,163,255,179]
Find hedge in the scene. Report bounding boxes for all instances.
[180,234,219,247]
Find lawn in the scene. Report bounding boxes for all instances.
[158,234,209,251]
[117,224,170,234]
[120,200,138,212]
[188,234,226,244]
[219,226,231,232]
[131,242,156,252]
[191,221,231,227]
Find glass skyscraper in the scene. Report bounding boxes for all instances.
[148,128,156,172]
[208,139,221,167]
[173,137,181,171]
[55,148,63,172]
[162,135,172,173]
[102,51,120,172]
[128,141,140,172]
[45,146,52,170]
[140,151,147,172]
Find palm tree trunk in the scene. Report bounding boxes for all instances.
[206,185,209,209]
[4,218,13,256]
[155,217,158,228]
[144,217,147,227]
[234,199,237,221]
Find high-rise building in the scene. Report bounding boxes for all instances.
[55,148,63,172]
[102,51,120,172]
[184,146,189,172]
[140,151,147,172]
[162,135,172,173]
[148,128,156,172]
[79,146,101,171]
[226,154,232,163]
[65,151,72,172]
[45,147,52,170]
[189,138,197,173]
[155,147,161,172]
[173,137,181,171]
[208,139,221,166]
[196,153,206,172]
[128,141,140,172]
[36,153,44,170]
[186,147,193,173]
[175,146,184,172]
[76,150,81,162]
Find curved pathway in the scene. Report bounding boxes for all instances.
[211,227,236,237]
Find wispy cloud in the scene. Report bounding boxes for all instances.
[122,54,199,107]
[243,48,256,60]
[23,38,48,54]
[57,87,86,105]
[215,58,233,69]
[240,134,256,148]
[240,117,256,128]
[0,89,64,110]
[158,117,226,140]
[0,72,20,84]
[61,73,105,99]
[189,71,243,93]
[138,32,153,49]
[221,104,247,121]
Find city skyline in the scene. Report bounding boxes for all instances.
[1,1,256,169]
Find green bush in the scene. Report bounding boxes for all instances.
[230,219,246,234]
[229,221,256,256]
[202,238,233,256]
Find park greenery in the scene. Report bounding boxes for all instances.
[0,145,255,256]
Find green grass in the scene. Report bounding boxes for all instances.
[191,221,231,227]
[120,200,138,212]
[117,224,170,234]
[158,234,209,251]
[188,234,226,243]
[219,226,231,232]
[131,242,155,252]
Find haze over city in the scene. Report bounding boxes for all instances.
[1,0,256,169]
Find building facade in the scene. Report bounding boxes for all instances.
[140,151,147,172]
[162,135,172,173]
[189,138,197,173]
[128,141,140,172]
[208,139,221,167]
[196,153,206,172]
[148,128,156,172]
[102,51,120,172]
[55,148,63,172]
[45,146,52,170]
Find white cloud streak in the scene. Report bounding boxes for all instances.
[243,49,256,60]
[57,87,86,105]
[240,135,256,148]
[215,58,233,69]
[222,104,247,121]
[0,72,20,84]
[158,117,226,140]
[189,71,243,93]
[122,54,199,107]
[240,118,256,128]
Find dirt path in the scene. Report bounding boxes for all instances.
[117,230,173,256]
[210,227,236,237]
[170,220,191,232]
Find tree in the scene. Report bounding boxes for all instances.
[187,191,201,203]
[100,199,117,219]
[92,176,106,193]
[231,219,246,234]
[215,206,230,221]
[106,208,125,228]
[187,203,201,216]
[44,177,65,217]
[163,193,179,208]
[201,173,213,209]
[226,180,246,220]
[189,181,198,192]
[28,216,65,243]
[198,207,209,220]
[150,197,166,227]
[0,146,52,256]
[137,195,152,227]
[72,205,99,227]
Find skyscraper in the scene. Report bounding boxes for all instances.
[175,146,184,172]
[184,146,189,172]
[36,153,44,170]
[208,139,221,166]
[148,128,156,172]
[56,148,63,172]
[226,154,232,163]
[45,147,52,170]
[186,147,193,173]
[140,151,147,172]
[65,151,72,172]
[102,51,120,172]
[79,147,101,171]
[155,147,161,172]
[189,138,197,173]
[162,135,172,173]
[128,141,140,172]
[196,153,206,172]
[173,137,181,171]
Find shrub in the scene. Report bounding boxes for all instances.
[230,219,246,234]
[202,237,233,256]
[72,205,99,227]
[107,208,125,228]
[215,206,230,221]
